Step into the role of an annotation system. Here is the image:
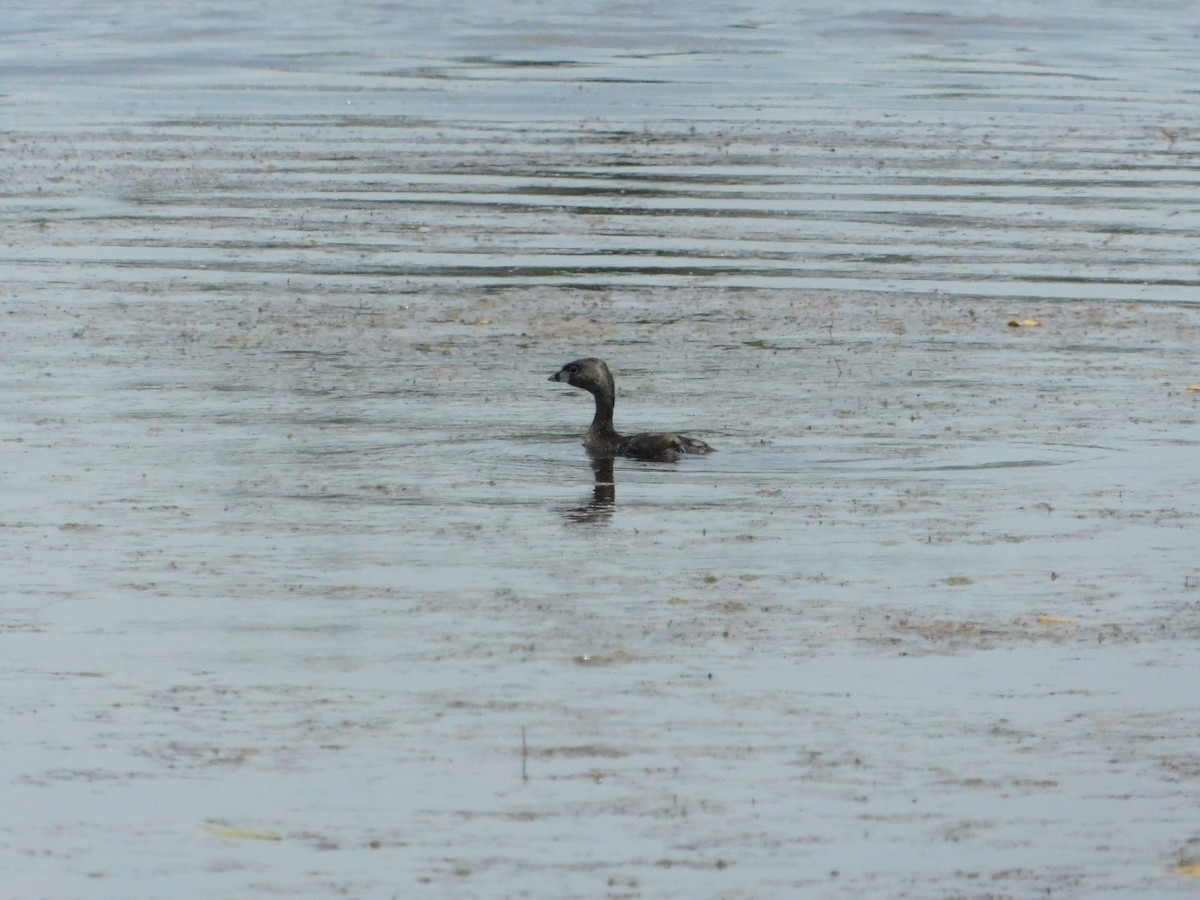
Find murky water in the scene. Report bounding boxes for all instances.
[3,2,1199,897]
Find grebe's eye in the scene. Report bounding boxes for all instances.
[567,365,579,375]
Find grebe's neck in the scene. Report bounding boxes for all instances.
[588,380,617,437]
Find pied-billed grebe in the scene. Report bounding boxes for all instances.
[549,357,713,462]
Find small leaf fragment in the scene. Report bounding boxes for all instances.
[1037,615,1076,626]
[204,824,282,842]
[574,650,632,666]
[1007,318,1041,328]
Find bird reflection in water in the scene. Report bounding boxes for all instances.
[563,452,616,524]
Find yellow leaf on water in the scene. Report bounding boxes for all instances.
[1007,318,1041,328]
[1186,384,1200,393]
[204,825,282,842]
[1176,863,1200,879]
[1037,615,1076,626]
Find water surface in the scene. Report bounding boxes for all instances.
[2,2,1199,897]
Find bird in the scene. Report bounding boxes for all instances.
[549,357,713,462]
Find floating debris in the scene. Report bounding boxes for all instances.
[573,650,632,666]
[1036,615,1076,626]
[204,824,282,842]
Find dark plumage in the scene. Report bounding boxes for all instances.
[548,357,713,462]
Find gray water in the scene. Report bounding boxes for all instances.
[3,2,1199,897]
